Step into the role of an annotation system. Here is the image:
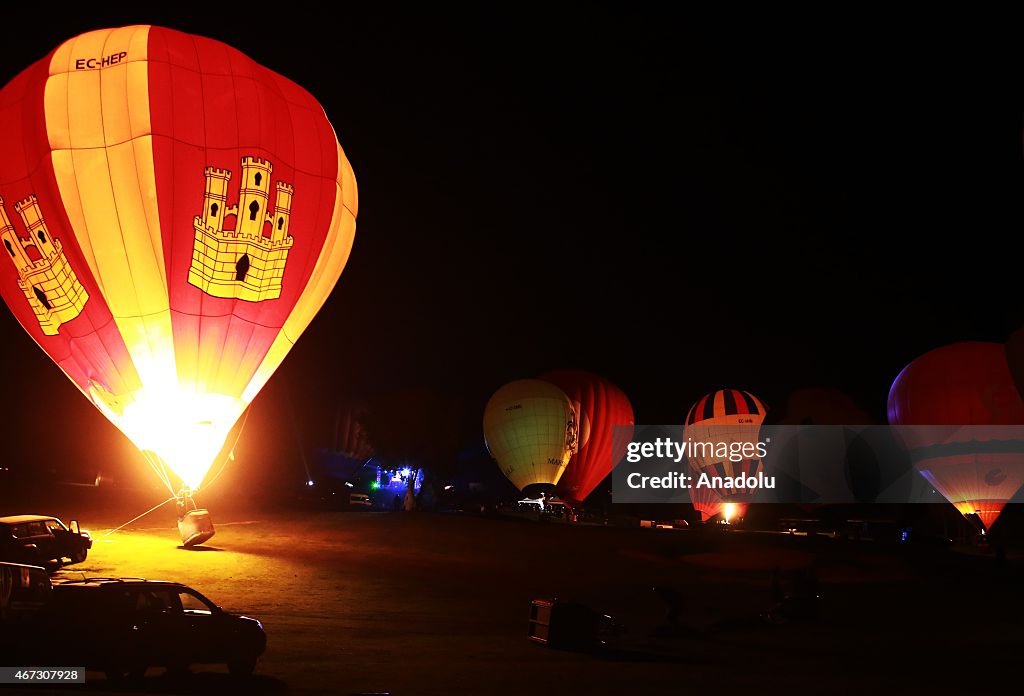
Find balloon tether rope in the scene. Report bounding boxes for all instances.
[100,495,176,538]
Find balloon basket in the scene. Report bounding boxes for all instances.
[178,509,216,547]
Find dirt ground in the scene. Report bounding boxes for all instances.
[6,505,1024,695]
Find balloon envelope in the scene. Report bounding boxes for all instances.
[888,342,1024,530]
[483,379,577,493]
[768,388,872,512]
[333,403,374,462]
[1006,326,1024,402]
[773,388,871,426]
[684,389,767,503]
[541,370,634,505]
[0,27,357,489]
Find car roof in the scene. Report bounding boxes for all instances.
[53,578,184,589]
[0,515,58,525]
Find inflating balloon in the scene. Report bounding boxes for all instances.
[333,402,374,462]
[888,342,1024,530]
[484,379,578,496]
[1006,326,1024,401]
[767,388,871,512]
[773,388,870,426]
[0,27,357,505]
[541,370,634,506]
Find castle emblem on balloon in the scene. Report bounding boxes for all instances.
[189,156,295,302]
[0,194,89,335]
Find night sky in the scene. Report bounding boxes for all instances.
[1,8,1022,483]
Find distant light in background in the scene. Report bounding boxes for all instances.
[401,468,411,478]
[344,482,354,488]
[723,503,737,524]
[370,482,380,490]
[307,480,315,487]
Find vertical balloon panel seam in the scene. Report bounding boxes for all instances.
[97,27,166,402]
[187,33,212,398]
[45,72,134,395]
[204,36,246,395]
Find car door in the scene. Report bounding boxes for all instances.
[128,586,189,666]
[0,525,15,561]
[43,519,69,559]
[11,522,54,563]
[174,588,222,664]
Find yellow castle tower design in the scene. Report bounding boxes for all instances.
[1,194,89,335]
[189,156,295,301]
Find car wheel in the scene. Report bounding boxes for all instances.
[69,548,88,564]
[228,655,257,677]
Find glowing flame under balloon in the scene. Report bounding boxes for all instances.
[92,383,242,490]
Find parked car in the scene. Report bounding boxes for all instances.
[349,493,373,508]
[0,515,92,566]
[0,561,52,623]
[5,578,267,680]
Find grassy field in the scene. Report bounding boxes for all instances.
[6,505,1023,695]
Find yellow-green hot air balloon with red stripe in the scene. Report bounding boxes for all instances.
[484,379,579,496]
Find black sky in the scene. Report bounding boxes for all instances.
[1,8,1022,479]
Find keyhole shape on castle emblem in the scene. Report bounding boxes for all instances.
[33,285,51,310]
[235,253,250,281]
[249,200,259,221]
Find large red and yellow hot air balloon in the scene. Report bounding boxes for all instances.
[684,389,768,520]
[483,379,578,495]
[540,370,634,506]
[0,27,357,494]
[888,342,1024,531]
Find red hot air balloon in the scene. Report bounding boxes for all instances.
[541,370,635,506]
[0,27,357,496]
[888,342,1024,530]
[1006,326,1024,401]
[775,388,870,426]
[770,388,872,513]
